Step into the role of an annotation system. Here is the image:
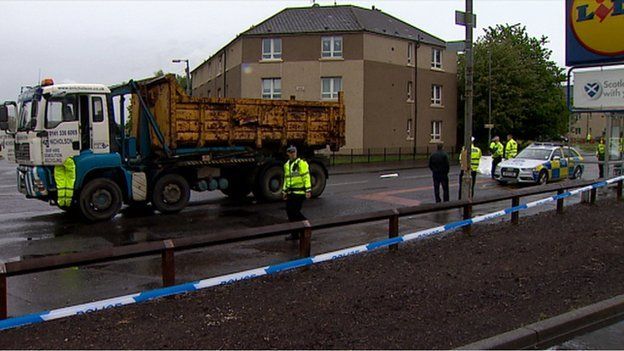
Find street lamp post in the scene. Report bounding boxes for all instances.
[462,0,474,201]
[488,49,492,144]
[172,59,191,96]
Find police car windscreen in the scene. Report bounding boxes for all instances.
[517,148,551,160]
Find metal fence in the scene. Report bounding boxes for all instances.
[324,146,457,166]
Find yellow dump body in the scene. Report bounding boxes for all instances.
[131,75,345,152]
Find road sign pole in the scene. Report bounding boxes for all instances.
[462,0,474,201]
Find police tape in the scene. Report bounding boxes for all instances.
[1,175,623,332]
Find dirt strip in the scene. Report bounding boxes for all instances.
[1,200,624,349]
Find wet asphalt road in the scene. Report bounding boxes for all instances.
[0,157,608,337]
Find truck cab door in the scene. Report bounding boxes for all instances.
[0,101,17,162]
[89,94,110,153]
[41,94,81,165]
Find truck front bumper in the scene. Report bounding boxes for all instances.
[17,165,50,199]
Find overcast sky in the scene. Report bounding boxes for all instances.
[0,0,564,101]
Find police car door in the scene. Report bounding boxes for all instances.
[42,94,81,165]
[0,102,17,162]
[550,148,565,180]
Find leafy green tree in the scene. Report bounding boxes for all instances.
[458,24,568,146]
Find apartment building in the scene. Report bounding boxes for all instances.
[191,4,458,150]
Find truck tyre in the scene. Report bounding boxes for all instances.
[152,174,190,214]
[78,178,123,222]
[309,163,327,198]
[255,165,284,202]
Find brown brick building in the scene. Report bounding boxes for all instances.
[191,4,458,150]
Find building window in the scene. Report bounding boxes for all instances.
[207,90,211,97]
[321,36,343,58]
[432,48,442,69]
[431,84,442,106]
[217,88,222,98]
[407,81,413,101]
[431,121,442,142]
[262,78,282,99]
[218,54,224,75]
[262,38,282,60]
[321,77,342,100]
[408,43,413,65]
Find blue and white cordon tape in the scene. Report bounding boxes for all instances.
[1,175,623,331]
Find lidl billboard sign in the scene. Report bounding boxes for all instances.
[566,0,624,66]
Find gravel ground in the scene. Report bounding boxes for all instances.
[1,199,624,349]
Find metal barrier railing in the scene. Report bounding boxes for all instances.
[1,178,621,320]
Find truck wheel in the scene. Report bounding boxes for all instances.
[152,174,190,214]
[78,179,123,222]
[309,163,327,198]
[255,165,284,202]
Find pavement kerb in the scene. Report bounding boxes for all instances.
[459,293,624,350]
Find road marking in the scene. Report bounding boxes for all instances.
[326,180,369,187]
[380,173,399,178]
[356,178,496,206]
[0,184,16,189]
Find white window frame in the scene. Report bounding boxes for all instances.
[431,121,442,142]
[262,38,282,60]
[431,84,442,106]
[407,81,413,102]
[261,78,282,99]
[321,36,343,58]
[218,54,224,75]
[321,77,342,100]
[432,48,442,69]
[408,43,414,65]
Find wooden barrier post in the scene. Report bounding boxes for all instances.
[590,188,597,204]
[161,240,176,287]
[389,210,400,251]
[1,264,7,320]
[299,221,312,258]
[511,196,520,225]
[556,189,564,214]
[618,180,623,201]
[463,204,472,236]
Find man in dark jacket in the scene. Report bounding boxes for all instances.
[428,143,450,203]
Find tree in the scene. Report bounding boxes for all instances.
[458,24,568,146]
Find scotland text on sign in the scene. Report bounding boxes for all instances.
[573,68,624,109]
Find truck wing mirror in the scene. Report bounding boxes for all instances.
[0,105,8,131]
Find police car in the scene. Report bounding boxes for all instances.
[494,143,584,185]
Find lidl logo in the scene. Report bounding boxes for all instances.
[584,80,603,99]
[572,0,624,55]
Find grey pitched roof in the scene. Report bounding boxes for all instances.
[243,5,446,46]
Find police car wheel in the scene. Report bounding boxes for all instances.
[572,167,583,180]
[152,174,190,214]
[537,170,549,185]
[79,178,123,222]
